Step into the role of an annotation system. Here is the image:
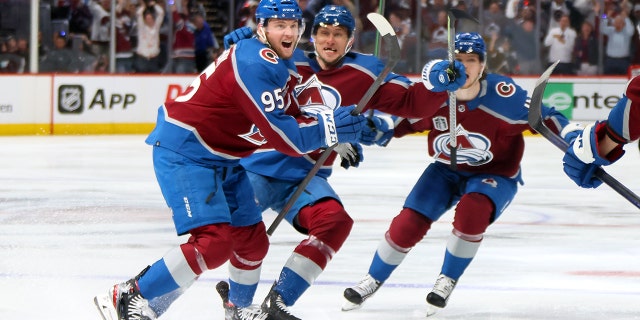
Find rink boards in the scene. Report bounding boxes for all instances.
[0,74,630,135]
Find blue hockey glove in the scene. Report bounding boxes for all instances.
[421,59,467,92]
[333,105,366,144]
[223,26,253,49]
[360,114,394,146]
[335,143,364,169]
[316,105,366,147]
[562,121,624,188]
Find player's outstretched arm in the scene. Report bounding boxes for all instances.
[561,122,625,188]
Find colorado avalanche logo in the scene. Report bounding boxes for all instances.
[294,75,342,111]
[240,124,267,145]
[260,48,279,64]
[496,81,516,98]
[433,125,493,166]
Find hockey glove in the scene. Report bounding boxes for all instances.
[335,143,364,169]
[223,26,253,49]
[333,105,366,144]
[421,59,467,92]
[562,121,624,188]
[360,114,395,146]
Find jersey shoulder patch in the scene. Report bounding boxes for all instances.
[233,39,291,84]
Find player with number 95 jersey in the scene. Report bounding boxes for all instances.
[93,1,367,320]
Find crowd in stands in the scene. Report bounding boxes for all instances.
[2,0,640,76]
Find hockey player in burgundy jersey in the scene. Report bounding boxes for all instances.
[342,32,573,316]
[93,1,367,320]
[562,75,640,188]
[219,5,464,320]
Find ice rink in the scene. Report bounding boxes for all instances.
[1,134,639,320]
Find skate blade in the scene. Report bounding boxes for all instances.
[94,294,117,320]
[341,299,363,312]
[426,305,442,317]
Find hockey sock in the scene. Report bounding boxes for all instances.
[441,193,492,279]
[369,208,432,282]
[228,222,269,307]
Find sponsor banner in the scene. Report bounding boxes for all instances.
[53,75,193,123]
[408,76,628,121]
[518,78,626,121]
[0,75,630,135]
[0,75,51,123]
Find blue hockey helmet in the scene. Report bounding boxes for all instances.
[312,5,356,37]
[255,0,303,21]
[455,32,486,61]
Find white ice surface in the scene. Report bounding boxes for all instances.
[1,135,639,319]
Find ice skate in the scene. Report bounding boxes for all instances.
[341,274,382,311]
[261,285,301,320]
[94,277,157,320]
[425,274,457,316]
[216,281,273,320]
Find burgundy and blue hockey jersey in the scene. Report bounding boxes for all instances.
[240,50,449,181]
[145,38,328,165]
[393,73,570,179]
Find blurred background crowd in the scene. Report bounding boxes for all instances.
[1,0,639,76]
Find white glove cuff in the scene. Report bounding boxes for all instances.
[560,122,584,139]
[421,59,444,90]
[317,109,338,147]
[571,123,597,164]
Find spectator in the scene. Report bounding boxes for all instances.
[134,0,164,73]
[0,35,25,73]
[68,0,93,38]
[192,11,215,72]
[487,32,517,74]
[88,0,112,71]
[115,0,136,73]
[15,36,30,70]
[506,18,543,75]
[426,9,448,61]
[297,0,315,50]
[631,3,640,64]
[544,13,577,75]
[237,0,259,30]
[482,0,508,39]
[455,0,480,33]
[40,31,78,72]
[545,0,571,31]
[357,0,384,53]
[170,0,196,73]
[574,20,599,75]
[388,3,420,73]
[505,0,520,20]
[601,10,634,75]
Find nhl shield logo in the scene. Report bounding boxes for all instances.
[432,116,448,131]
[58,85,84,114]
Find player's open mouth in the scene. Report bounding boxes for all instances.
[322,47,337,52]
[282,41,293,48]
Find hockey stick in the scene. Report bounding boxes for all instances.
[446,9,479,170]
[266,13,401,235]
[528,61,640,209]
